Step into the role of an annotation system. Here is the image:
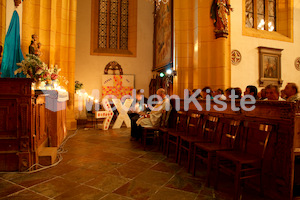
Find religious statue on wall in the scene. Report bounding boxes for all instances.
[29,34,42,57]
[14,0,22,7]
[210,0,233,38]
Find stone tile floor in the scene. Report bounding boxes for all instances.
[0,128,269,200]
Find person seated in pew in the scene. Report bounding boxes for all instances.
[192,89,202,99]
[257,88,266,100]
[265,84,285,101]
[280,89,287,100]
[244,85,258,99]
[130,88,170,141]
[129,89,149,140]
[201,86,213,99]
[224,87,233,100]
[128,89,148,117]
[234,87,242,99]
[212,88,226,100]
[224,87,242,100]
[283,83,300,102]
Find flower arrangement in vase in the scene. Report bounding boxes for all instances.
[15,54,49,82]
[49,65,61,81]
[15,54,66,90]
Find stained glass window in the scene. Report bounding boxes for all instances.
[99,0,107,48]
[245,0,254,28]
[245,0,276,32]
[120,0,128,50]
[268,0,276,31]
[257,0,265,30]
[98,0,129,50]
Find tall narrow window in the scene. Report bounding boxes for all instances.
[120,0,128,50]
[91,0,136,56]
[268,0,276,31]
[99,0,107,48]
[243,0,293,42]
[98,0,128,50]
[245,0,254,28]
[257,0,265,30]
[245,0,276,32]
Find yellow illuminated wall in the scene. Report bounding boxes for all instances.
[22,0,77,130]
[231,0,299,91]
[173,0,231,98]
[0,0,5,49]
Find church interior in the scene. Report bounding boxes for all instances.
[0,0,300,199]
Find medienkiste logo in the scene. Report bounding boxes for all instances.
[76,89,256,113]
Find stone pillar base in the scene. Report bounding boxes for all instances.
[67,108,77,130]
[67,118,77,130]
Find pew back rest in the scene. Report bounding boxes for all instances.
[201,115,219,142]
[241,121,274,159]
[186,113,202,136]
[218,118,241,148]
[175,111,188,132]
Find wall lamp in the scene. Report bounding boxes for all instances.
[159,69,177,78]
[166,68,177,76]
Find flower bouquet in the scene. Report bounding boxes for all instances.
[15,54,68,90]
[49,65,61,81]
[15,54,49,82]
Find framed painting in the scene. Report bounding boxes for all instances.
[153,0,173,71]
[258,46,283,87]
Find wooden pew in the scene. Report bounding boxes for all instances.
[174,99,300,200]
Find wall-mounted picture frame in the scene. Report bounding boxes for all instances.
[153,0,173,72]
[258,46,283,87]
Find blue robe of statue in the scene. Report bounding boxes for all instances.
[0,10,25,78]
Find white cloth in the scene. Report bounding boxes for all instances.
[57,90,69,102]
[214,94,226,101]
[287,93,300,102]
[136,98,170,128]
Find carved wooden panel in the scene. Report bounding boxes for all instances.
[36,98,47,148]
[0,78,34,172]
[295,117,300,149]
[0,139,18,152]
[0,99,18,137]
[0,107,8,131]
[0,78,31,92]
[20,104,29,137]
[0,154,18,172]
[18,152,31,172]
[19,138,30,152]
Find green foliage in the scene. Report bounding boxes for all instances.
[75,80,83,91]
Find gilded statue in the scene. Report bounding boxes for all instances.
[210,0,233,38]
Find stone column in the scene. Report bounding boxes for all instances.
[173,0,231,96]
[173,0,194,98]
[194,0,231,91]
